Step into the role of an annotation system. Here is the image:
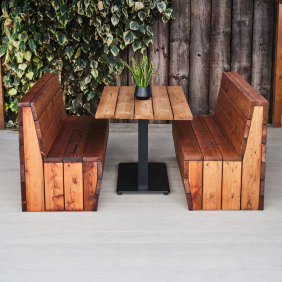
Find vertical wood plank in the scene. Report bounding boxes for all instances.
[169,0,190,100]
[203,161,222,210]
[189,0,211,115]
[252,0,274,105]
[273,3,282,127]
[189,161,203,210]
[241,106,263,210]
[231,0,254,83]
[0,59,4,130]
[83,162,98,211]
[44,162,64,211]
[23,107,45,211]
[64,162,83,211]
[222,161,241,210]
[209,0,231,114]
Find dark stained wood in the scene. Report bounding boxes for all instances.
[63,116,93,162]
[262,125,268,144]
[261,162,266,181]
[169,0,190,100]
[252,0,274,105]
[203,115,242,161]
[262,144,267,163]
[273,2,282,127]
[18,126,23,145]
[83,162,98,211]
[30,75,61,120]
[45,116,78,163]
[19,145,24,164]
[189,0,211,115]
[83,119,109,162]
[231,0,254,83]
[217,87,251,138]
[215,102,246,156]
[190,115,222,161]
[18,107,23,127]
[17,73,53,107]
[0,59,4,130]
[20,163,25,182]
[209,0,231,114]
[221,72,255,119]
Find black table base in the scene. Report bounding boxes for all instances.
[117,163,170,195]
[116,120,170,195]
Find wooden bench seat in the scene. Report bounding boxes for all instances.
[18,74,109,212]
[173,72,268,211]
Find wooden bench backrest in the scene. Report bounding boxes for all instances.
[215,72,268,157]
[18,73,66,157]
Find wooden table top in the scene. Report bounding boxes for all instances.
[95,86,193,121]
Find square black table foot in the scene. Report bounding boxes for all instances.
[117,163,170,195]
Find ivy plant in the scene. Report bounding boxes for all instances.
[0,0,174,126]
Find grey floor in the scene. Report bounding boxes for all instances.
[0,123,281,282]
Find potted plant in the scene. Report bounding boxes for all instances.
[120,54,159,100]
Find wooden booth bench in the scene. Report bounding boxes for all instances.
[173,72,268,211]
[18,74,109,212]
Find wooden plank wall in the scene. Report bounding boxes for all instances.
[112,0,276,122]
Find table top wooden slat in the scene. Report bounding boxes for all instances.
[114,86,135,119]
[167,86,193,120]
[96,86,192,121]
[151,86,173,120]
[134,97,154,120]
[95,86,119,119]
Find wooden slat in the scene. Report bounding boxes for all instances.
[203,161,222,210]
[262,124,268,144]
[169,0,190,100]
[273,2,282,127]
[23,107,45,211]
[215,102,246,156]
[19,145,24,164]
[18,107,23,126]
[35,88,65,138]
[190,116,222,161]
[151,86,173,120]
[217,87,251,138]
[189,0,211,115]
[261,162,266,181]
[40,103,66,157]
[167,86,193,120]
[262,144,266,163]
[259,180,265,210]
[221,72,255,119]
[63,116,93,162]
[189,161,203,210]
[18,126,23,145]
[222,161,241,210]
[203,115,241,161]
[95,86,119,119]
[0,59,5,130]
[209,0,231,113]
[21,182,27,212]
[83,119,109,162]
[230,72,269,106]
[231,0,254,83]
[44,162,64,211]
[17,73,53,107]
[45,116,78,163]
[134,97,154,120]
[83,162,98,211]
[173,121,203,161]
[114,86,135,119]
[64,162,83,211]
[241,106,263,210]
[30,74,61,120]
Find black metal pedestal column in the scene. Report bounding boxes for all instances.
[138,119,148,191]
[116,119,170,195]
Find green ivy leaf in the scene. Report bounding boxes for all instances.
[66,46,74,60]
[138,23,146,34]
[15,51,24,63]
[18,63,27,71]
[23,51,32,61]
[35,33,42,45]
[58,14,68,26]
[123,30,136,45]
[110,45,119,56]
[132,41,141,52]
[28,39,37,55]
[87,90,95,101]
[26,72,34,80]
[84,74,92,84]
[102,75,113,86]
[72,31,80,41]
[19,41,26,51]
[130,21,138,30]
[157,2,166,13]
[82,43,91,53]
[60,4,68,14]
[135,2,144,10]
[71,99,80,114]
[98,53,108,64]
[146,26,153,36]
[91,68,98,79]
[8,88,17,96]
[138,11,145,21]
[111,14,119,26]
[56,32,67,45]
[104,44,109,54]
[127,0,134,7]
[19,32,28,42]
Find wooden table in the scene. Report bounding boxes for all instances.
[95,86,193,195]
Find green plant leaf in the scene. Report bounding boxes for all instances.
[90,60,98,69]
[91,68,98,79]
[87,90,95,101]
[82,43,91,53]
[9,88,17,96]
[138,11,145,21]
[60,4,68,14]
[84,74,92,84]
[72,31,81,41]
[138,23,146,34]
[19,32,28,42]
[123,30,136,45]
[157,2,166,13]
[18,63,27,71]
[132,41,141,52]
[111,14,119,26]
[130,21,138,30]
[56,32,68,45]
[146,26,153,36]
[19,41,26,51]
[98,53,108,64]
[58,14,68,26]
[110,45,119,56]
[135,2,144,10]
[23,51,32,61]
[15,52,24,63]
[126,0,134,7]
[28,39,37,55]
[35,33,42,45]
[104,44,109,54]
[26,72,34,80]
[66,46,74,60]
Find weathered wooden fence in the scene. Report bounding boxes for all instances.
[114,0,276,122]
